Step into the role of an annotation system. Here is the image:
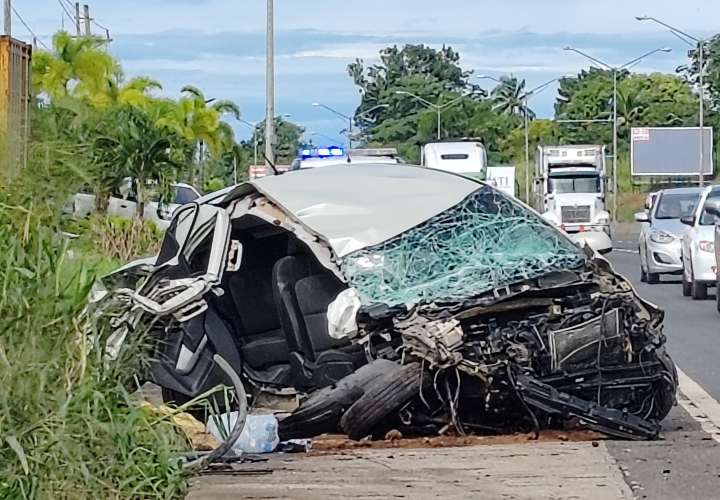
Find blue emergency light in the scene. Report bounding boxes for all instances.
[300,146,345,159]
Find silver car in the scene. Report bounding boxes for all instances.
[636,188,702,283]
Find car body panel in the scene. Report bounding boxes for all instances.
[681,186,720,284]
[250,164,481,257]
[70,181,202,229]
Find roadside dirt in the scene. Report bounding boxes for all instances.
[310,429,605,454]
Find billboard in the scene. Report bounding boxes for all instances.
[631,127,713,176]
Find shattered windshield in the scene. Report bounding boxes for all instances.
[341,185,587,307]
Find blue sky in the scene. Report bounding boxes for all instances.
[15,0,720,144]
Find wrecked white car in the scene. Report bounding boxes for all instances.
[89,164,677,442]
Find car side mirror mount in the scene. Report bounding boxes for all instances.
[680,215,696,226]
[634,212,650,223]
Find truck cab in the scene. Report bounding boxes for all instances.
[422,141,487,181]
[535,145,612,254]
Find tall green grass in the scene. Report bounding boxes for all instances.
[0,146,188,498]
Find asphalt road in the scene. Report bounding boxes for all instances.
[609,241,720,402]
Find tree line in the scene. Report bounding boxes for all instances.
[348,40,719,184]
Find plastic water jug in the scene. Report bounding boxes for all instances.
[206,413,279,454]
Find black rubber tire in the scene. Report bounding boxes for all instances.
[682,272,692,297]
[692,280,708,300]
[646,271,660,284]
[340,362,424,441]
[278,359,401,440]
[640,264,648,283]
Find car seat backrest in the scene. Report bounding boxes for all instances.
[294,274,348,355]
[228,268,280,338]
[272,256,315,356]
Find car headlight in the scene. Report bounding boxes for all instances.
[698,240,715,253]
[650,231,675,244]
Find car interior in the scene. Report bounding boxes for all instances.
[210,214,365,391]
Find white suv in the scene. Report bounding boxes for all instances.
[680,186,720,299]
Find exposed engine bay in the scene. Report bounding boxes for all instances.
[327,259,676,441]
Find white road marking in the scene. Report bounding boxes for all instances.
[677,367,720,442]
[613,249,639,254]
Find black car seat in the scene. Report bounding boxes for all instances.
[226,267,293,386]
[272,255,364,390]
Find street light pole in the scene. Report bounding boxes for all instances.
[265,0,275,167]
[479,75,567,203]
[636,16,707,187]
[563,46,671,222]
[312,103,388,152]
[394,91,465,140]
[612,69,618,209]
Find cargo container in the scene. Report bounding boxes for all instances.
[0,36,32,181]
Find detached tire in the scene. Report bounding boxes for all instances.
[341,362,424,441]
[278,359,400,440]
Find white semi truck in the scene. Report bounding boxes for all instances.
[422,141,517,197]
[535,145,612,254]
[422,141,487,180]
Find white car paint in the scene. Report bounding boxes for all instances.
[69,181,202,229]
[681,186,720,298]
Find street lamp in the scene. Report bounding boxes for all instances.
[238,113,291,180]
[637,16,708,187]
[563,46,671,222]
[312,103,387,151]
[478,75,569,203]
[394,91,465,140]
[238,119,259,182]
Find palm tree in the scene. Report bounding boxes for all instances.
[491,75,535,120]
[31,31,120,106]
[155,86,240,184]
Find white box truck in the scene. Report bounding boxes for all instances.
[535,145,612,254]
[422,142,487,181]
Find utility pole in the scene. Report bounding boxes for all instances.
[4,0,11,36]
[563,46,671,222]
[74,2,81,37]
[699,40,705,187]
[83,4,91,37]
[264,0,275,166]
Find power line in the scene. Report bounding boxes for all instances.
[56,0,74,26]
[11,6,49,50]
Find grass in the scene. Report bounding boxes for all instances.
[0,155,189,498]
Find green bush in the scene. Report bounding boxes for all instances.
[69,214,164,263]
[0,158,187,498]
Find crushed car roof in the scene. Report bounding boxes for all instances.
[248,164,480,257]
